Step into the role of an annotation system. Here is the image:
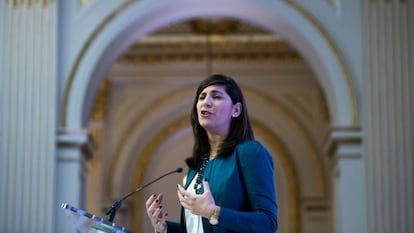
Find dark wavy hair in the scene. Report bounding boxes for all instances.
[185,74,254,169]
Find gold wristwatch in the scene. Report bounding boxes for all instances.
[209,205,220,225]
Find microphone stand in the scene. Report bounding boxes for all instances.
[106,167,183,222]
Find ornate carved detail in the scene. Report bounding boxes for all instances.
[189,17,240,35]
[6,0,50,7]
[118,35,301,63]
[327,0,336,5]
[323,126,362,158]
[57,128,96,160]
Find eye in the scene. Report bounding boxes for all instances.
[212,94,222,99]
[198,93,206,100]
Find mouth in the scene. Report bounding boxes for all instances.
[200,110,212,117]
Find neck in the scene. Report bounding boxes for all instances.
[206,126,229,159]
[208,134,224,160]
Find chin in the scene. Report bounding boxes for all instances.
[200,122,213,130]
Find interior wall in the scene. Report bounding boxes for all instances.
[60,0,357,129]
[58,1,360,233]
[85,58,332,233]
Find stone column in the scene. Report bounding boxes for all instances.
[324,127,367,233]
[55,129,94,233]
[363,1,414,233]
[0,1,57,232]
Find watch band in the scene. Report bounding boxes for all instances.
[209,205,220,225]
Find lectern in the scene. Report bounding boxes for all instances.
[61,203,132,233]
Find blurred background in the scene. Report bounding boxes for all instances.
[0,1,413,233]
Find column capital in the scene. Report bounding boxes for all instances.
[323,126,362,159]
[57,128,96,160]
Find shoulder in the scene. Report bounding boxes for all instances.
[234,140,272,161]
[234,140,274,174]
[235,140,267,153]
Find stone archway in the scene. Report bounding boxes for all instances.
[61,0,357,129]
[58,1,361,233]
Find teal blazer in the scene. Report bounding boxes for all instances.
[167,140,278,233]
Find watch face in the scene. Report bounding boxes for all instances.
[209,217,218,225]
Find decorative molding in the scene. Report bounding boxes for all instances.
[282,0,358,125]
[323,126,362,158]
[91,79,109,121]
[61,0,135,127]
[6,0,16,6]
[117,35,301,63]
[57,128,96,160]
[61,0,359,130]
[369,0,406,3]
[189,17,240,35]
[6,0,50,7]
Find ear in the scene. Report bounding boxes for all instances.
[232,102,242,118]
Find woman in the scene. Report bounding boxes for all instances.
[146,74,278,233]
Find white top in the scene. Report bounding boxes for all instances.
[184,173,204,233]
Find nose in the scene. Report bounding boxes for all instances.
[202,96,212,107]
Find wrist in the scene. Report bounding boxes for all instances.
[156,228,167,233]
[156,223,167,233]
[208,205,220,225]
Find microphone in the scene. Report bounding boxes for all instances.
[106,167,183,222]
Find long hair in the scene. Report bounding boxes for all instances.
[185,74,254,169]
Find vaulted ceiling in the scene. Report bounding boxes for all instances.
[117,17,301,64]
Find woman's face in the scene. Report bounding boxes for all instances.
[196,85,241,137]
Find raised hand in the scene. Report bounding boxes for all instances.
[177,180,216,218]
[145,193,168,233]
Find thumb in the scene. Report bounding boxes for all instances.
[202,179,216,209]
[202,179,211,192]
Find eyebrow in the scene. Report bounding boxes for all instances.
[201,89,224,95]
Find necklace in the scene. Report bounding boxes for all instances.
[194,158,208,194]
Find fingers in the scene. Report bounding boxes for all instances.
[146,194,162,212]
[151,204,164,220]
[145,193,157,208]
[177,184,211,217]
[146,194,166,221]
[177,184,187,203]
[145,193,169,232]
[150,204,168,233]
[158,208,169,222]
[177,184,187,195]
[177,184,196,202]
[177,181,217,218]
